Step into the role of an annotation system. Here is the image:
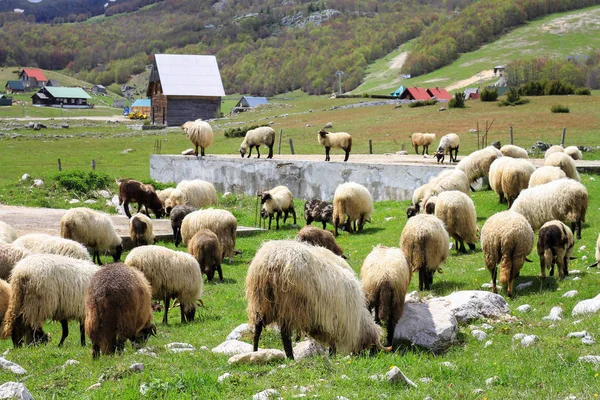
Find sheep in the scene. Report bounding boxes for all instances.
[170,204,196,247]
[1,254,99,347]
[332,182,374,236]
[183,119,213,157]
[60,207,123,265]
[296,225,344,258]
[501,158,536,207]
[0,243,31,281]
[164,179,218,214]
[180,208,237,263]
[564,146,583,160]
[500,144,529,158]
[187,229,222,282]
[424,190,478,253]
[360,245,411,346]
[544,145,564,159]
[239,126,275,159]
[400,214,449,291]
[408,169,470,216]
[537,220,574,279]
[129,213,155,247]
[260,186,296,230]
[528,166,566,188]
[246,240,389,359]
[0,279,10,328]
[411,132,436,155]
[156,187,175,206]
[456,145,503,186]
[85,262,156,359]
[304,199,333,229]
[488,157,513,203]
[545,152,580,181]
[117,179,164,219]
[12,233,91,260]
[124,245,202,325]
[0,221,17,244]
[481,211,534,297]
[511,178,588,239]
[434,133,460,163]
[318,129,352,162]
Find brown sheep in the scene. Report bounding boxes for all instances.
[118,179,164,219]
[170,205,197,247]
[295,225,345,258]
[187,229,223,282]
[537,220,574,279]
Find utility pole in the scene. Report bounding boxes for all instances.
[335,71,344,95]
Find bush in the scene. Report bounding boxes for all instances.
[54,170,113,194]
[499,87,530,107]
[480,88,498,102]
[551,104,570,113]
[544,80,574,96]
[448,92,466,109]
[407,99,438,108]
[224,124,270,138]
[575,87,591,95]
[519,80,546,96]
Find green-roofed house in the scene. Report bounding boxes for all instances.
[31,87,92,108]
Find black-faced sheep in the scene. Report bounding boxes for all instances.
[537,220,574,280]
[318,129,352,162]
[360,245,411,346]
[13,233,91,260]
[117,179,164,219]
[60,207,123,265]
[411,132,436,155]
[333,182,373,236]
[239,126,275,159]
[260,186,296,230]
[500,144,529,158]
[0,221,17,244]
[183,119,213,157]
[181,208,237,263]
[129,213,155,247]
[304,199,333,229]
[1,254,99,347]
[170,204,196,247]
[246,240,389,359]
[164,179,218,214]
[481,211,534,297]
[528,166,567,188]
[85,262,156,359]
[501,158,536,208]
[187,229,222,282]
[564,146,583,160]
[0,279,10,328]
[545,152,580,181]
[124,245,202,325]
[434,133,460,163]
[400,214,449,291]
[0,243,31,281]
[296,225,344,258]
[456,146,503,186]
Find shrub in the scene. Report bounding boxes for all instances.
[480,88,498,102]
[499,88,530,107]
[407,99,438,108]
[224,124,270,138]
[54,170,113,194]
[575,87,591,95]
[551,104,570,113]
[544,80,574,96]
[519,81,546,96]
[448,92,466,109]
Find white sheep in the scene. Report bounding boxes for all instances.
[488,157,513,204]
[12,233,91,261]
[400,214,449,291]
[332,182,374,236]
[183,119,213,157]
[528,166,566,188]
[0,243,31,281]
[537,220,574,279]
[1,254,99,347]
[545,152,580,181]
[164,179,218,213]
[408,169,470,217]
[434,133,460,164]
[411,132,436,155]
[500,144,529,158]
[124,245,202,325]
[0,221,17,244]
[239,126,275,159]
[318,129,352,162]
[60,207,123,265]
[564,146,583,160]
[544,145,564,159]
[481,211,534,297]
[501,158,536,207]
[456,145,503,186]
[180,208,237,263]
[129,213,155,247]
[0,278,10,328]
[260,185,296,230]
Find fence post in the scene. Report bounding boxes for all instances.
[510,126,513,145]
[369,139,373,154]
[561,127,566,146]
[57,159,62,171]
[91,160,96,170]
[278,129,283,155]
[289,139,295,155]
[476,122,480,150]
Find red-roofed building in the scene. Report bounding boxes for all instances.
[398,87,431,101]
[18,68,48,90]
[426,87,452,101]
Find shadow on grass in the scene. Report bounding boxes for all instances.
[429,279,469,295]
[205,277,237,285]
[510,275,559,297]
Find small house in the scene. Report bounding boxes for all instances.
[19,68,48,89]
[131,99,151,115]
[390,85,405,97]
[113,99,126,108]
[493,65,505,77]
[46,80,60,87]
[91,84,107,95]
[0,94,13,106]
[464,88,480,100]
[234,96,269,108]
[31,87,92,107]
[426,87,452,101]
[398,87,431,101]
[5,80,24,94]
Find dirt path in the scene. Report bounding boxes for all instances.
[445,70,495,91]
[389,52,408,70]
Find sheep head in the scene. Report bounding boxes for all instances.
[434,151,445,163]
[112,244,123,262]
[260,192,272,204]
[406,205,419,218]
[318,129,329,138]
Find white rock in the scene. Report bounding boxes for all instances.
[570,270,582,275]
[476,267,486,271]
[419,377,432,383]
[481,323,493,330]
[223,192,233,197]
[369,374,383,381]
[578,355,600,364]
[573,320,583,325]
[485,376,498,386]
[84,199,96,204]
[292,340,325,360]
[567,331,588,338]
[0,382,34,400]
[136,348,158,358]
[384,217,395,222]
[340,375,349,380]
[324,122,333,128]
[473,389,484,395]
[396,151,409,156]
[572,294,600,316]
[69,199,80,204]
[87,383,102,391]
[181,148,195,156]
[484,340,493,348]
[121,148,134,154]
[336,397,349,400]
[405,291,420,303]
[98,189,111,198]
[165,342,195,353]
[521,335,538,347]
[253,389,279,400]
[563,396,577,400]
[218,373,231,382]
[129,363,144,372]
[471,330,487,341]
[515,281,533,291]
[431,290,510,323]
[481,283,493,289]
[140,383,149,395]
[517,304,531,313]
[579,245,586,251]
[440,362,456,370]
[512,333,527,342]
[32,179,44,187]
[63,359,80,367]
[563,290,578,298]
[226,323,251,341]
[200,346,208,351]
[228,349,285,365]
[0,358,26,374]
[572,277,581,281]
[542,306,563,321]
[212,340,253,356]
[581,256,587,262]
[20,174,30,181]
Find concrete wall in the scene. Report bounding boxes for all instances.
[150,155,454,202]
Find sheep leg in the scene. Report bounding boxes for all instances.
[163,295,170,325]
[92,344,101,360]
[333,218,339,237]
[280,324,294,360]
[253,319,264,351]
[414,144,419,154]
[217,264,223,282]
[291,208,297,225]
[80,322,86,346]
[328,344,336,357]
[459,239,466,254]
[540,256,546,279]
[194,144,199,157]
[201,147,205,157]
[174,227,181,247]
[267,144,273,159]
[255,145,261,159]
[283,210,289,224]
[325,147,331,161]
[386,311,396,348]
[358,214,366,231]
[468,243,476,251]
[116,339,126,354]
[275,211,281,230]
[321,221,327,230]
[123,200,132,218]
[267,214,273,230]
[491,267,498,294]
[563,255,570,277]
[418,268,425,291]
[58,320,69,347]
[180,306,187,323]
[344,148,350,162]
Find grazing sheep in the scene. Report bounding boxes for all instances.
[545,152,580,181]
[180,208,237,262]
[434,133,460,163]
[260,186,296,230]
[0,221,17,244]
[0,279,10,328]
[360,245,411,346]
[332,182,374,236]
[318,129,352,162]
[129,213,155,247]
[124,245,202,325]
[117,179,164,219]
[544,145,564,159]
[528,166,566,188]
[246,240,388,359]
[400,214,449,291]
[1,254,99,347]
[187,229,223,282]
[488,157,513,203]
[0,243,31,281]
[183,119,213,157]
[501,158,536,207]
[411,132,436,155]
[425,191,478,253]
[481,211,534,297]
[500,144,529,158]
[170,205,196,247]
[85,262,155,359]
[239,126,275,159]
[537,220,574,279]
[13,233,91,260]
[304,199,333,229]
[408,169,470,217]
[564,146,583,160]
[456,145,503,186]
[511,178,588,239]
[156,187,175,207]
[60,207,123,265]
[164,179,218,214]
[296,225,344,258]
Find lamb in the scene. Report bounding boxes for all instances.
[400,214,449,291]
[117,179,164,219]
[318,129,352,162]
[564,146,583,160]
[481,211,534,297]
[501,158,536,207]
[434,133,460,164]
[164,179,218,214]
[246,240,389,359]
[360,245,412,346]
[332,182,374,236]
[511,178,588,239]
[304,199,333,229]
[183,119,213,157]
[187,229,223,282]
[456,145,503,185]
[239,126,275,159]
[408,169,470,216]
[411,132,436,155]
[1,254,99,347]
[528,166,566,188]
[0,221,17,244]
[0,279,10,328]
[60,207,123,265]
[170,204,196,247]
[260,186,297,230]
[544,145,564,159]
[180,208,237,263]
[129,213,155,247]
[124,245,202,325]
[545,152,580,181]
[295,225,344,258]
[85,262,156,359]
[537,220,574,279]
[500,144,529,158]
[0,243,31,280]
[13,233,91,260]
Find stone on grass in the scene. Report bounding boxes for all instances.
[20,174,30,181]
[572,277,581,281]
[212,340,253,356]
[542,306,563,321]
[32,179,44,187]
[253,389,279,400]
[181,149,195,156]
[129,363,144,372]
[572,294,600,316]
[63,359,80,368]
[69,199,80,204]
[0,358,26,374]
[521,335,538,347]
[292,340,325,360]
[98,190,111,199]
[324,122,333,128]
[218,373,231,382]
[471,330,487,341]
[512,333,527,342]
[583,335,596,345]
[396,151,408,156]
[165,342,195,353]
[386,366,417,388]
[430,290,510,324]
[484,340,493,348]
[228,349,285,365]
[84,199,96,204]
[473,389,484,395]
[369,374,383,381]
[517,304,531,313]
[440,362,456,370]
[0,382,34,400]
[419,377,432,384]
[226,323,251,341]
[136,348,158,358]
[562,290,578,298]
[578,355,600,365]
[87,383,102,391]
[515,281,533,291]
[485,376,498,386]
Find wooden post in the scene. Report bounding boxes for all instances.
[561,127,566,146]
[510,126,513,145]
[289,139,295,155]
[254,191,260,228]
[278,129,283,155]
[477,122,480,150]
[369,139,373,154]
[91,160,96,170]
[57,159,62,171]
